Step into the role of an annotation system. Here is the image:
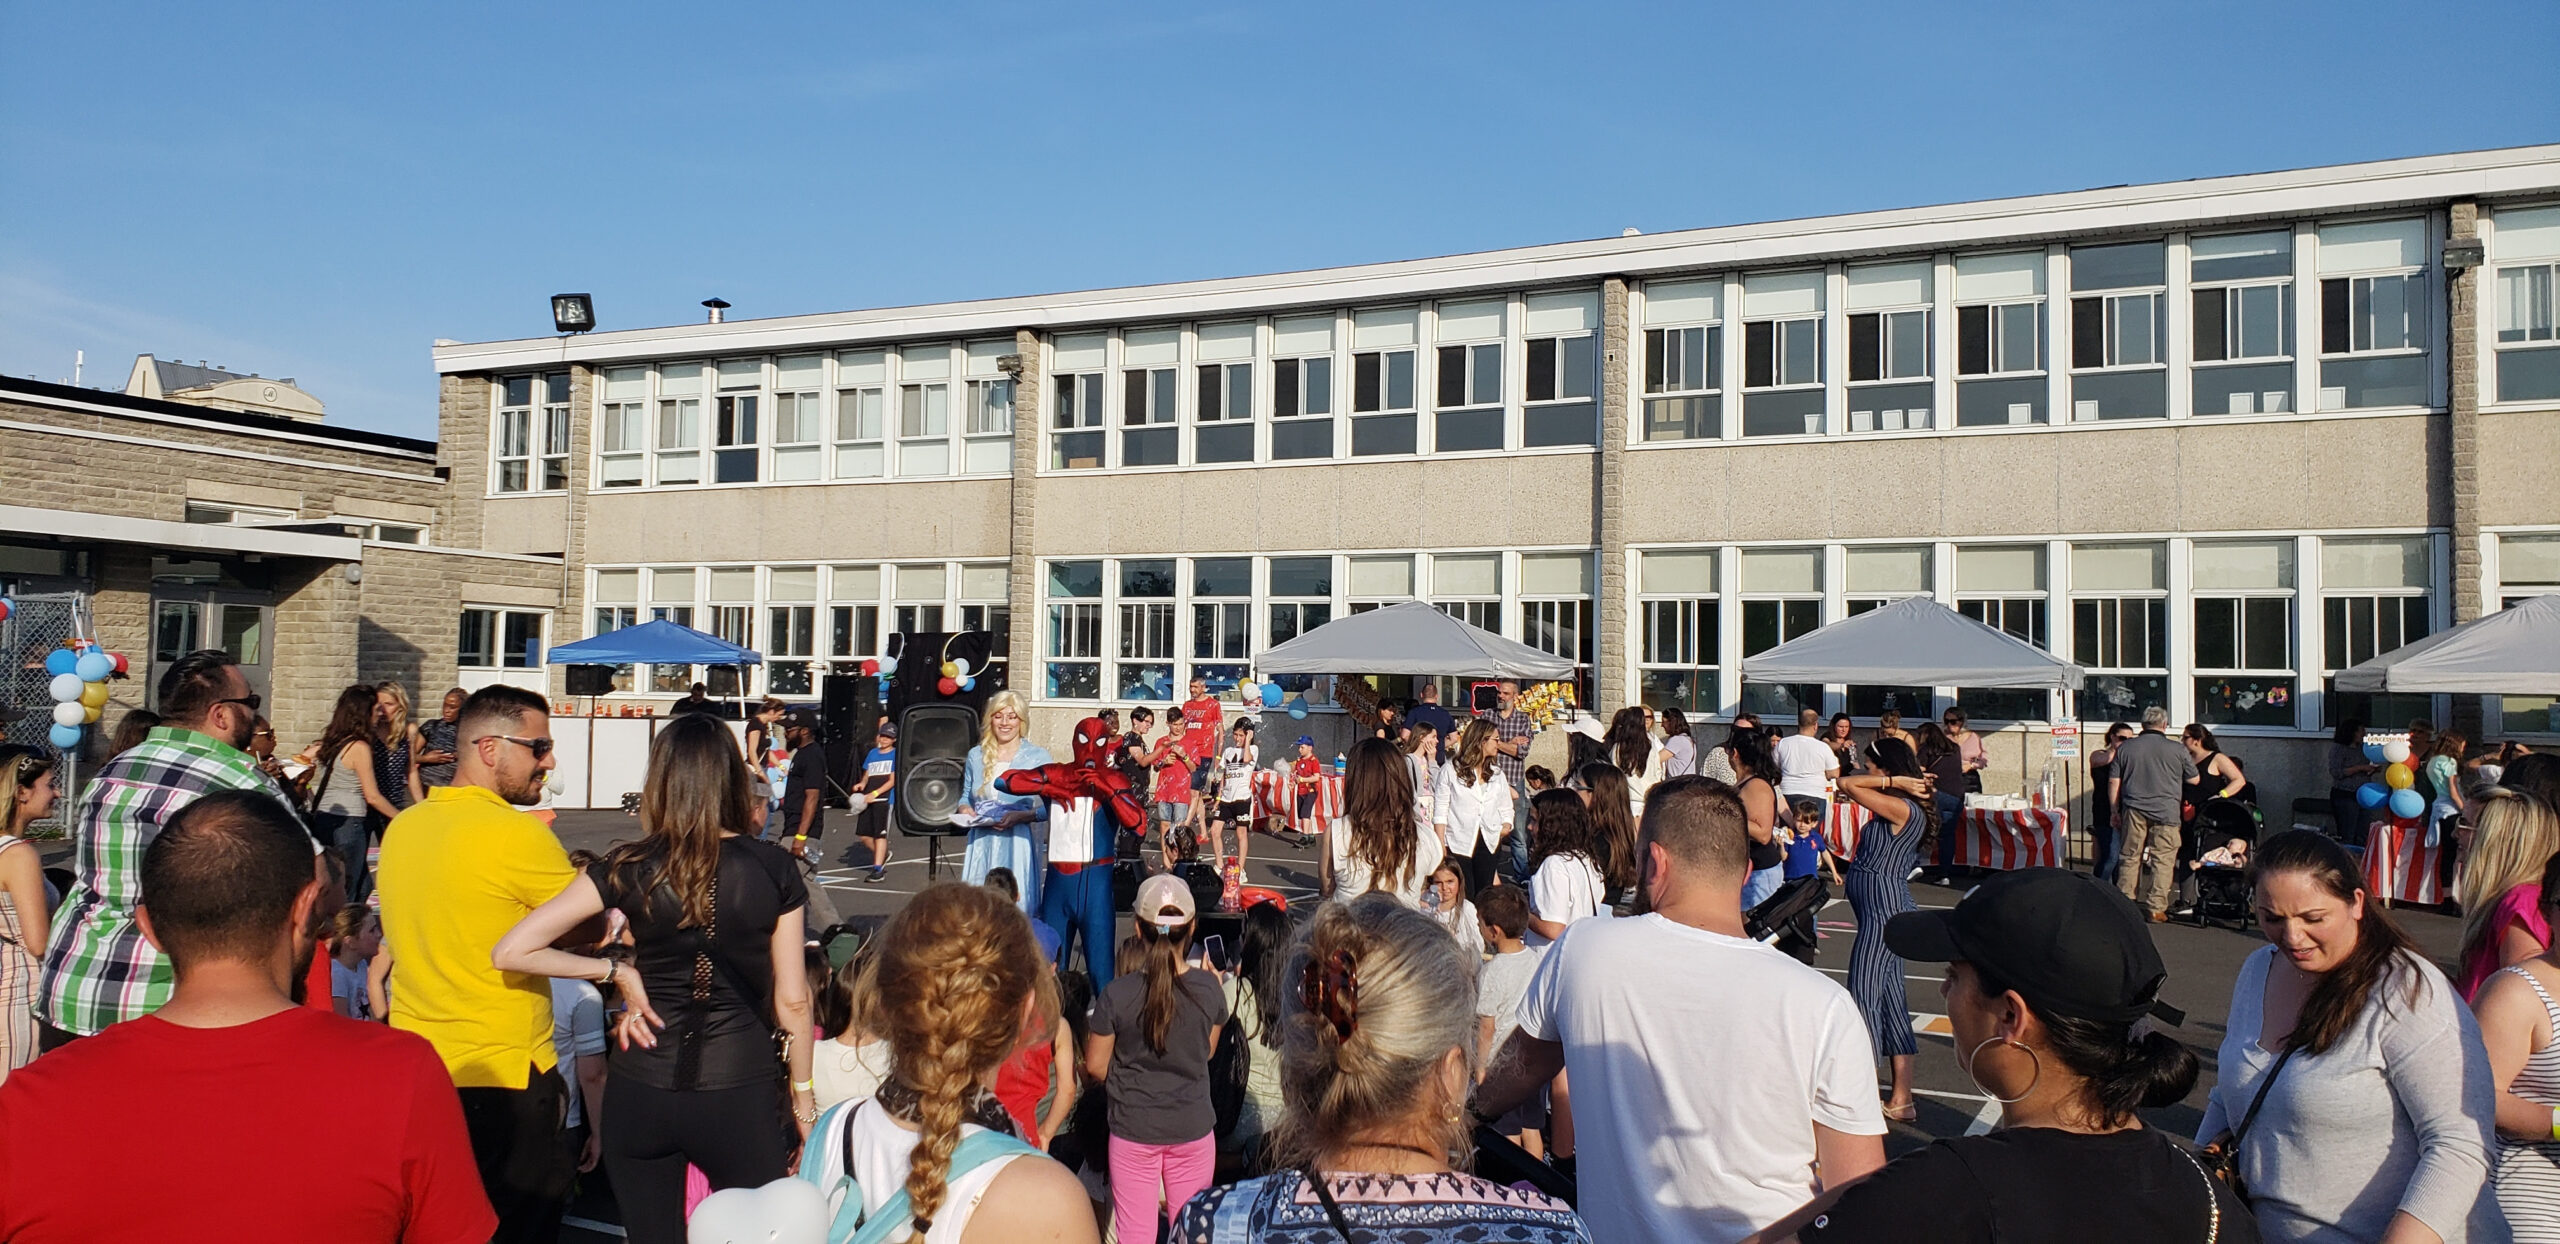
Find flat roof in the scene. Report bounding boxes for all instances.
[435,144,2560,375]
[0,504,365,562]
[0,375,437,459]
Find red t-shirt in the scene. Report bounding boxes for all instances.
[1152,741,1194,805]
[1180,696,1225,762]
[1293,755,1320,788]
[304,949,336,1013]
[0,1007,494,1243]
[994,1037,1055,1139]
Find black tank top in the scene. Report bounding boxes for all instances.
[1742,776,1786,871]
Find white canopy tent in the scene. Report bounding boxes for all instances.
[1256,600,1578,680]
[1741,595,2087,690]
[2333,594,2560,695]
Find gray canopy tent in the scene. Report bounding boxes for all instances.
[2333,593,2560,695]
[1256,600,1578,679]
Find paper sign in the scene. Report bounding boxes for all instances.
[2049,725,2081,760]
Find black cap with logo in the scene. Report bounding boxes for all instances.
[1884,868,2180,1026]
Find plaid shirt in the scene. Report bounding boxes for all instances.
[36,727,293,1036]
[1485,707,1536,789]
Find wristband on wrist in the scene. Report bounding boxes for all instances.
[2550,1105,2558,1143]
[792,1079,815,1093]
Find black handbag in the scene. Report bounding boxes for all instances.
[2197,1043,2296,1207]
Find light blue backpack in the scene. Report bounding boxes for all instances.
[794,1098,1045,1244]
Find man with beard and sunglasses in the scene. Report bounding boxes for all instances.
[377,684,581,1244]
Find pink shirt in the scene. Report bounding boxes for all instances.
[2459,881,2551,1001]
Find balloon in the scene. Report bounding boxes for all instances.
[2356,782,2389,809]
[79,704,100,725]
[74,652,112,682]
[1287,698,1309,720]
[51,702,84,728]
[940,661,960,679]
[859,659,879,676]
[952,658,972,677]
[877,655,898,676]
[2387,788,2426,820]
[109,652,128,675]
[2363,742,2385,764]
[0,598,11,622]
[957,675,976,692]
[42,649,76,678]
[48,673,83,702]
[79,683,109,709]
[937,676,959,696]
[1261,683,1283,708]
[685,1177,829,1244]
[47,724,81,749]
[2383,762,2414,790]
[2381,740,2411,765]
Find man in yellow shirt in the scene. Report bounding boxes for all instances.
[376,684,577,1244]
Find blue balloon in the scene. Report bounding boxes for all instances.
[957,676,976,692]
[42,649,77,678]
[2356,782,2389,809]
[1287,697,1310,720]
[1261,683,1283,708]
[74,651,112,682]
[2387,788,2426,820]
[46,723,81,749]
[2363,742,2386,764]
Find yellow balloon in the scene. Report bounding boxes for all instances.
[2383,762,2414,790]
[79,683,109,709]
[80,704,102,724]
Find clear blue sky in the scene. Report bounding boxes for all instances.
[4,1,2552,439]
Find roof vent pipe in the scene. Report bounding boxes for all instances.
[702,298,730,324]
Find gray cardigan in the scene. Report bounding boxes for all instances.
[2200,945,2506,1243]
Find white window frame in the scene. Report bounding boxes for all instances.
[2314,217,2434,412]
[1640,308,1722,443]
[711,360,764,485]
[2190,541,2298,730]
[492,373,570,494]
[1043,560,1105,701]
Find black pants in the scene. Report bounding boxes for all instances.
[603,1076,794,1244]
[1457,838,1498,897]
[457,1066,573,1244]
[34,1019,79,1054]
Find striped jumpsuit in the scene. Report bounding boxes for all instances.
[1845,794,1923,1062]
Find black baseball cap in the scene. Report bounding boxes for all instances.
[1884,868,2179,1027]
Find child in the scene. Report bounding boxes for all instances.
[1288,735,1322,847]
[1149,727,1197,869]
[853,722,896,883]
[326,905,381,1021]
[1782,795,1840,886]
[1524,765,1557,795]
[2198,836,2249,869]
[1474,885,1547,1156]
[1524,788,1608,948]
[1211,718,1258,872]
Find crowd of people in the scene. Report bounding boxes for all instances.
[4,652,2560,1244]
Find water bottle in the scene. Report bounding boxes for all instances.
[1334,752,1346,775]
[2035,762,2054,810]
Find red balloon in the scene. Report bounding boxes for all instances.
[110,652,129,675]
[860,659,880,676]
[0,601,11,622]
[937,676,959,696]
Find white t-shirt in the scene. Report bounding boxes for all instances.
[1219,744,1258,803]
[1773,733,1839,800]
[548,977,606,1129]
[839,1097,1026,1244]
[1514,914,1885,1244]
[1476,944,1544,1052]
[1526,852,1607,948]
[1327,817,1443,909]
[812,1034,893,1111]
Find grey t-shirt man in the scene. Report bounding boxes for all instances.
[2110,729,2195,822]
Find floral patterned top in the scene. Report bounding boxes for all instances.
[1172,1169,1590,1243]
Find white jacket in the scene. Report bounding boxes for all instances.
[1434,760,1515,855]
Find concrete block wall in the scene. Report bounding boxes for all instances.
[271,560,361,748]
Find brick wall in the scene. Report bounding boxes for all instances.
[437,374,491,549]
[0,395,441,526]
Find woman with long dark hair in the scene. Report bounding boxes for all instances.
[1725,727,1790,910]
[305,684,404,903]
[2199,830,2502,1242]
[1086,874,1227,1244]
[1324,737,1442,908]
[1435,719,1513,896]
[1915,723,1968,872]
[1660,707,1698,778]
[1838,737,1936,1123]
[1574,763,1642,910]
[1824,713,1862,777]
[493,712,817,1244]
[1604,705,1669,820]
[1526,788,1609,947]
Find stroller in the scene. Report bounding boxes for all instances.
[2183,798,2262,929]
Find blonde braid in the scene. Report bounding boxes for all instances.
[872,883,1040,1233]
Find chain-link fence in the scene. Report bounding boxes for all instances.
[3,591,93,836]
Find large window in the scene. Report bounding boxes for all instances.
[1045,561,1103,699]
[1269,556,1335,648]
[1051,334,1107,471]
[1953,545,2050,721]
[1351,308,1420,457]
[459,607,545,669]
[1845,262,1933,434]
[1270,315,1335,460]
[1430,553,1502,634]
[597,367,648,488]
[962,342,1014,475]
[771,356,825,482]
[958,563,1011,650]
[898,346,952,477]
[892,564,946,635]
[2492,206,2560,403]
[828,565,882,673]
[1346,555,1413,617]
[1522,292,1598,447]
[1954,251,2049,426]
[1119,328,1180,467]
[1843,546,1932,718]
[2320,537,2432,729]
[834,350,887,479]
[1642,279,1722,441]
[765,567,817,695]
[1433,298,1505,453]
[1520,552,1594,704]
[649,568,698,692]
[1739,547,1823,715]
[2192,540,2295,727]
[494,373,570,493]
[2495,534,2560,734]
[1115,559,1177,701]
[1194,321,1256,465]
[2072,542,2168,723]
[2068,241,2168,421]
[2317,218,2430,410]
[712,359,762,484]
[1191,557,1252,692]
[1741,272,1825,436]
[588,569,641,692]
[1638,550,1719,713]
[2190,230,2296,416]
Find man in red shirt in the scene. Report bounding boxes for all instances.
[1178,674,1226,837]
[0,790,494,1243]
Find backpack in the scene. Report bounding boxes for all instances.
[795,1098,1045,1244]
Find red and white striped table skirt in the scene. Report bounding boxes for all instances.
[1827,802,2065,871]
[2363,819,2447,905]
[1246,769,1343,834]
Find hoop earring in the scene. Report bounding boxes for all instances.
[1960,1036,2041,1105]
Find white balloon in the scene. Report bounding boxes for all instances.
[48,673,85,702]
[2381,740,2411,765]
[52,701,86,728]
[685,1177,829,1244]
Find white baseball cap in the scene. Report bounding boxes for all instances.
[1134,873,1198,930]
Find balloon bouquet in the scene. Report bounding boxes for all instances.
[36,624,130,752]
[2352,736,2434,849]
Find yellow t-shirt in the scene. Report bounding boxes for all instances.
[377,784,578,1089]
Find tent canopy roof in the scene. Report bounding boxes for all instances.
[545,618,762,667]
[2333,594,2560,695]
[1256,600,1577,680]
[1741,595,2085,690]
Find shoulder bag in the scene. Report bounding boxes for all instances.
[2195,1042,2297,1208]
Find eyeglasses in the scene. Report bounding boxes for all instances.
[215,694,262,714]
[477,734,555,760]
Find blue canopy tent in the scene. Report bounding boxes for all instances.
[544,618,762,668]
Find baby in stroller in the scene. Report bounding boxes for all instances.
[2180,798,2261,927]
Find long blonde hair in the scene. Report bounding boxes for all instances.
[1450,718,1499,787]
[872,884,1044,1234]
[2458,789,2560,963]
[601,713,757,930]
[976,690,1028,797]
[1273,893,1478,1168]
[374,681,413,744]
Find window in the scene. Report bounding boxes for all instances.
[1046,561,1104,699]
[656,363,705,485]
[2492,206,2560,403]
[1638,550,1719,713]
[1739,547,1822,714]
[1522,291,1598,447]
[1351,307,1420,456]
[2068,241,2167,421]
[182,501,293,525]
[958,564,1010,647]
[1269,556,1335,649]
[834,350,887,479]
[650,568,698,692]
[2320,537,2432,729]
[713,359,762,484]
[353,521,423,544]
[963,341,1014,475]
[2495,533,2560,733]
[706,569,757,670]
[2071,542,2168,722]
[1642,279,1722,441]
[892,563,947,635]
[1955,251,2049,426]
[1434,298,1505,453]
[458,607,545,669]
[1119,328,1180,467]
[828,564,882,666]
[598,367,648,488]
[771,356,825,482]
[1191,557,1251,692]
[1430,553,1501,633]
[1194,320,1257,464]
[2192,540,2296,727]
[2317,218,2430,410]
[2190,230,2296,416]
[1954,545,2050,721]
[1741,272,1824,436]
[1843,546,1933,718]
[494,373,569,492]
[1846,261,1933,434]
[1050,334,1107,470]
[762,567,818,696]
[1271,315,1336,460]
[591,570,640,694]
[1113,560,1177,700]
[1520,552,1594,704]
[899,345,953,477]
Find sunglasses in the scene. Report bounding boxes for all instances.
[216,694,262,714]
[478,734,555,760]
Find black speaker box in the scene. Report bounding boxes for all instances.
[564,665,615,697]
[894,702,979,836]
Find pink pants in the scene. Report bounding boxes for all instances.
[1109,1131,1215,1243]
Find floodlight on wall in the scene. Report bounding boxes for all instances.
[2441,238,2484,276]
[551,294,596,334]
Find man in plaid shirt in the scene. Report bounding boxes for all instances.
[1482,679,1539,881]
[34,649,301,1047]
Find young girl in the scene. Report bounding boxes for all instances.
[1423,859,1484,960]
[810,938,892,1111]
[326,905,382,1021]
[1525,789,1608,948]
[1148,726,1198,870]
[1572,763,1642,914]
[1210,718,1259,872]
[1085,875,1227,1244]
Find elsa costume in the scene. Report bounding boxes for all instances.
[960,740,1053,913]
